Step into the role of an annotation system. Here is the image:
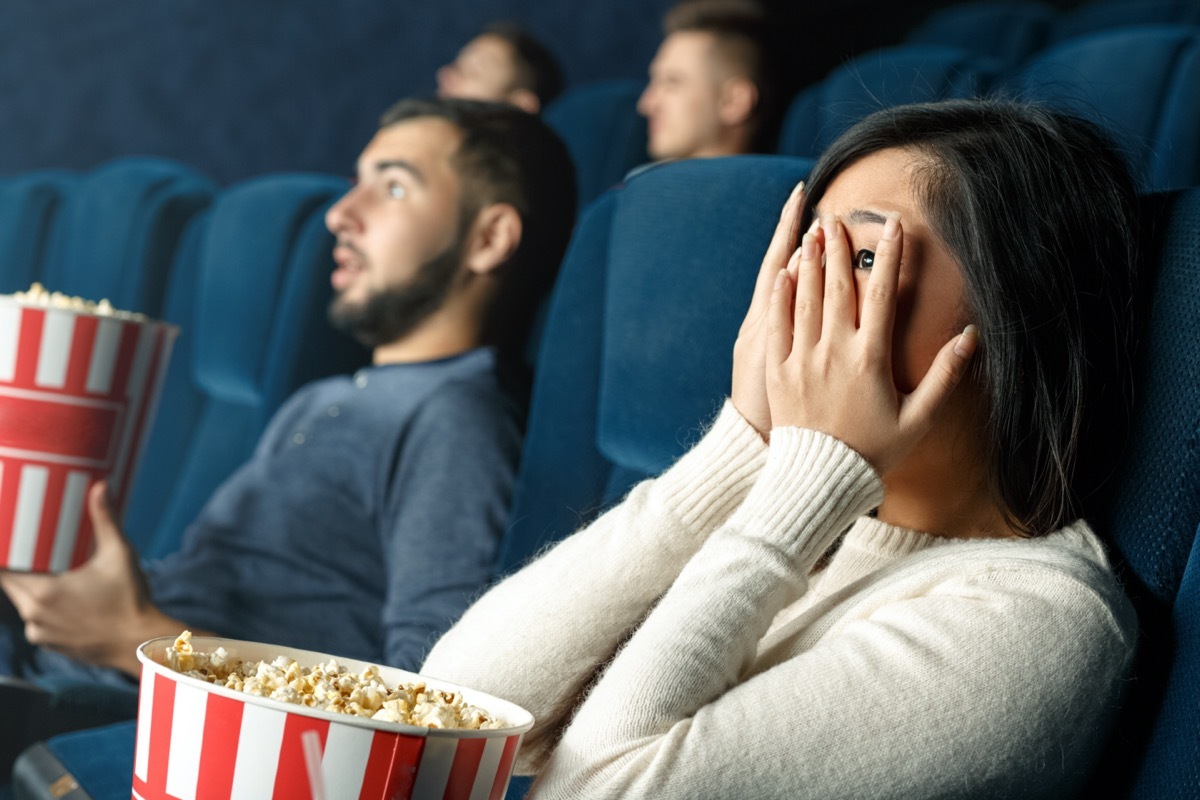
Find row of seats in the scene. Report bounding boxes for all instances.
[0,160,367,557]
[547,18,1200,206]
[5,151,1197,800]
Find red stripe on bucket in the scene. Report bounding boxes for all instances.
[488,736,521,800]
[0,458,25,563]
[29,466,65,571]
[196,692,245,800]
[68,489,96,569]
[13,309,44,386]
[273,713,331,799]
[146,674,178,796]
[106,322,142,402]
[113,327,166,513]
[64,314,98,394]
[443,738,486,800]
[360,732,424,800]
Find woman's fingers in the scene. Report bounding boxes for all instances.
[792,229,824,350]
[767,269,795,366]
[900,325,979,436]
[821,217,857,334]
[859,212,902,355]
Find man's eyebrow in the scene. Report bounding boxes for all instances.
[371,159,426,185]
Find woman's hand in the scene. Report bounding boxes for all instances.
[731,179,813,440]
[765,213,978,475]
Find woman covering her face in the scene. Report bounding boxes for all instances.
[422,99,1141,799]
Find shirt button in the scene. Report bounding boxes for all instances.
[327,405,340,417]
[354,373,369,388]
[292,432,306,445]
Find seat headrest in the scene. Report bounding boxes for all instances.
[598,155,812,475]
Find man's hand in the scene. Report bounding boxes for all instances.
[0,481,183,676]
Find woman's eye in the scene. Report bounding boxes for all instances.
[387,182,407,200]
[853,249,875,270]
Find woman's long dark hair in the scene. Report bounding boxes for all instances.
[799,99,1140,536]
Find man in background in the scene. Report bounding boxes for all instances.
[637,0,783,161]
[437,23,565,114]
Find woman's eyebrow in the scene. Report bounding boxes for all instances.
[843,209,888,226]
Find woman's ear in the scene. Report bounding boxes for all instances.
[464,203,523,276]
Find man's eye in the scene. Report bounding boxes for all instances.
[853,249,875,270]
[387,183,407,200]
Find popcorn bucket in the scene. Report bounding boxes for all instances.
[0,295,176,572]
[133,637,534,800]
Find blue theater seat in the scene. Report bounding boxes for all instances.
[777,45,1002,157]
[38,157,214,317]
[0,170,75,294]
[906,0,1058,68]
[122,173,369,557]
[1011,25,1200,191]
[1053,0,1200,43]
[543,79,649,209]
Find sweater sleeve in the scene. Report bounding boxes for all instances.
[531,431,1134,799]
[376,378,522,670]
[420,401,767,757]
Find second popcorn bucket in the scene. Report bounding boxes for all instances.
[133,636,535,800]
[0,290,177,573]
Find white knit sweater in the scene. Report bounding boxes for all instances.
[423,402,1137,799]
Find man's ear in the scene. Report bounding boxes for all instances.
[717,77,758,127]
[464,203,523,276]
[506,88,541,115]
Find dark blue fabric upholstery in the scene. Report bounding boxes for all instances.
[544,79,649,209]
[39,157,214,317]
[777,45,1002,157]
[499,156,812,575]
[906,1,1058,68]
[1083,188,1200,798]
[1011,25,1200,192]
[1053,0,1200,42]
[0,170,74,294]
[124,174,369,556]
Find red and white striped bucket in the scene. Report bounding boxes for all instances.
[133,637,534,800]
[0,295,176,572]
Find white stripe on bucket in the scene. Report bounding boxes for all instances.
[230,703,286,800]
[0,304,20,381]
[469,736,508,800]
[166,682,209,800]
[47,471,88,572]
[34,310,74,389]
[320,721,373,799]
[411,736,459,798]
[8,465,48,570]
[134,668,157,782]
[86,317,123,395]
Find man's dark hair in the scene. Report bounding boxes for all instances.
[800,98,1141,537]
[379,97,577,358]
[662,0,784,152]
[482,22,565,110]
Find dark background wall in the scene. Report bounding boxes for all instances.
[0,0,1084,184]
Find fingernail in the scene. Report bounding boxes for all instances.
[954,324,978,357]
[800,232,816,259]
[774,269,788,290]
[806,217,820,235]
[822,216,837,241]
[881,212,900,241]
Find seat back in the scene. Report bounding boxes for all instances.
[1083,187,1200,798]
[1011,25,1200,191]
[1053,0,1200,42]
[0,170,75,293]
[778,45,1001,157]
[39,157,214,316]
[500,155,812,573]
[123,173,369,557]
[544,79,649,209]
[906,1,1058,68]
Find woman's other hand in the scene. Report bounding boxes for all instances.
[765,213,978,475]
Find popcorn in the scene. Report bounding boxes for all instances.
[4,282,145,320]
[164,631,504,730]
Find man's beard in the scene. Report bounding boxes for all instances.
[328,242,462,348]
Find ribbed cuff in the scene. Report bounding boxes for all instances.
[653,400,768,532]
[730,427,884,568]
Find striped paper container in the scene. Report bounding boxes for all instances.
[133,637,534,800]
[0,295,176,572]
